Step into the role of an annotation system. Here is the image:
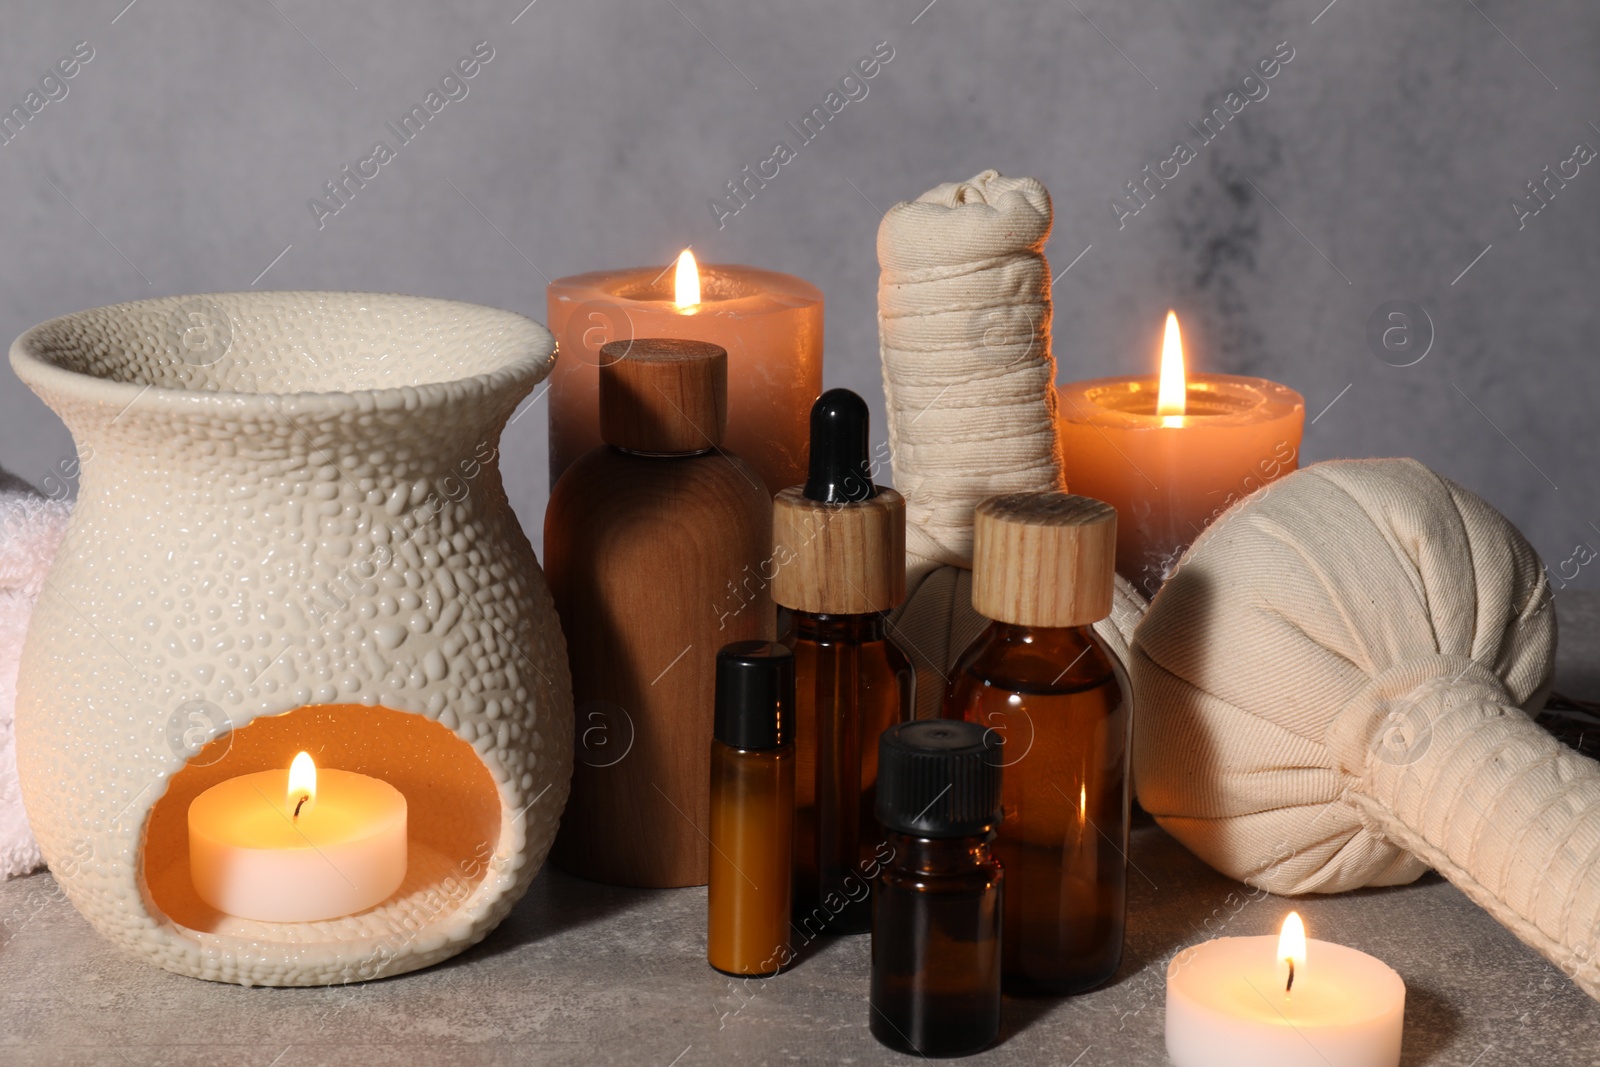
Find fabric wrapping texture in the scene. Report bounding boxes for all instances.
[1133,458,1600,1000]
[0,468,71,880]
[877,170,1144,717]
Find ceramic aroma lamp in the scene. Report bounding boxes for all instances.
[10,292,573,986]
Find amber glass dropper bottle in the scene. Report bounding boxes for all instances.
[944,492,1131,995]
[773,389,911,935]
[707,640,796,977]
[870,719,1004,1057]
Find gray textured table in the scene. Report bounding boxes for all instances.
[5,595,1600,1067]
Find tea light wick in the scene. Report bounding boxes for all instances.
[1285,958,1295,994]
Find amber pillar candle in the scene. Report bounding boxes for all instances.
[1058,313,1304,598]
[547,252,823,495]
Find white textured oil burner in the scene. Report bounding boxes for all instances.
[10,292,573,986]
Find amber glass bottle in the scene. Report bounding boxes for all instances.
[707,641,796,977]
[870,720,1004,1057]
[945,492,1131,995]
[774,390,911,935]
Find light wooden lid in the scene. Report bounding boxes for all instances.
[971,492,1116,627]
[598,338,726,453]
[772,487,906,615]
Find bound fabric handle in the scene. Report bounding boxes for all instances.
[1331,656,1600,999]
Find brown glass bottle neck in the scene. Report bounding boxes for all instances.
[882,830,997,876]
[983,620,1095,644]
[962,619,1117,696]
[609,444,716,459]
[794,611,892,643]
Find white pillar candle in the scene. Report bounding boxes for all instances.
[1165,913,1405,1067]
[188,752,407,922]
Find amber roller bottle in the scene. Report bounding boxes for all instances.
[545,339,774,888]
[870,720,1004,1057]
[773,389,911,935]
[944,492,1131,994]
[707,640,796,977]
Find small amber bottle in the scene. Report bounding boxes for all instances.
[945,492,1131,995]
[707,641,796,977]
[774,389,912,936]
[870,720,1004,1057]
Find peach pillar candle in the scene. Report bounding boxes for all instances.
[1165,913,1405,1067]
[1058,312,1303,597]
[188,752,407,922]
[547,252,823,494]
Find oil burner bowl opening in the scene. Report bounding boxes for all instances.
[10,292,574,986]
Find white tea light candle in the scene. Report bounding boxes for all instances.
[1165,912,1405,1067]
[188,752,407,923]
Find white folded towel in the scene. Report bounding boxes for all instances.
[0,467,70,880]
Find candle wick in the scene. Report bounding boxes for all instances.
[293,795,308,819]
[1285,958,1295,995]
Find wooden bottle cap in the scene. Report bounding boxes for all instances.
[772,487,906,615]
[971,492,1117,627]
[598,338,727,454]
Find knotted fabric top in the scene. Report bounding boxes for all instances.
[878,170,1062,574]
[877,171,1146,718]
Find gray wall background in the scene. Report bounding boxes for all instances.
[1,1,1597,582]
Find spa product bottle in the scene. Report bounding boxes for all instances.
[773,389,911,935]
[546,338,775,888]
[707,640,796,977]
[870,720,1004,1057]
[944,491,1131,994]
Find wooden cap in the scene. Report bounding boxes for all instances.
[971,492,1116,627]
[772,486,906,615]
[598,338,726,453]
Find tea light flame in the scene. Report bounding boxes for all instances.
[1277,911,1307,995]
[1157,310,1186,421]
[674,249,701,308]
[288,750,317,818]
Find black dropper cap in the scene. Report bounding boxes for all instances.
[877,721,1003,838]
[714,641,794,751]
[802,388,880,504]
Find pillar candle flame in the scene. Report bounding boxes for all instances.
[673,249,701,308]
[1157,310,1186,422]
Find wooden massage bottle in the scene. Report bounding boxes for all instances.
[773,389,911,934]
[944,492,1131,993]
[545,338,775,887]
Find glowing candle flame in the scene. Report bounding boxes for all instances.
[673,249,701,308]
[1157,310,1186,422]
[1277,911,1307,995]
[288,751,317,818]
